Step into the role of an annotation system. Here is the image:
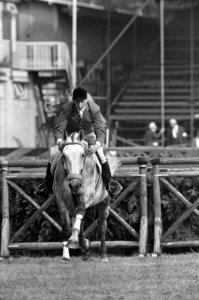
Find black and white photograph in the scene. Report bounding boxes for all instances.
[0,1,199,299]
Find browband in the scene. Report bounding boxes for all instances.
[59,141,83,152]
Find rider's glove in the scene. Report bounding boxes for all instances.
[56,138,63,150]
[89,141,101,154]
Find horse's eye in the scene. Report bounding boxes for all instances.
[82,153,85,158]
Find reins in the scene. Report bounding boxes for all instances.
[60,140,88,181]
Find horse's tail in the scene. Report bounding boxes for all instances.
[106,154,121,176]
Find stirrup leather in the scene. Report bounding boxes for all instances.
[108,180,123,196]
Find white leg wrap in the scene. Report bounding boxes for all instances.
[73,214,83,231]
[62,241,70,259]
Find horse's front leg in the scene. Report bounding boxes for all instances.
[68,199,86,249]
[58,206,72,261]
[55,194,73,261]
[98,196,110,262]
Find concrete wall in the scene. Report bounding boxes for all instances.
[0,75,36,148]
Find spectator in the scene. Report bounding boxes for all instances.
[144,122,164,146]
[192,130,199,148]
[166,118,187,146]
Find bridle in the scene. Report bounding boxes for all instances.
[59,141,83,153]
[60,141,87,181]
[59,139,102,195]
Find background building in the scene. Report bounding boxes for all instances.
[1,0,199,149]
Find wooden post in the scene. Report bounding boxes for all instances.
[1,161,10,257]
[137,157,148,256]
[151,159,162,255]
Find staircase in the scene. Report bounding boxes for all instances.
[32,71,70,147]
[110,37,199,145]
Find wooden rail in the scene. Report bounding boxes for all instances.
[107,147,199,158]
[0,157,148,258]
[2,147,199,160]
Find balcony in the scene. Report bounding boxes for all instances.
[0,40,72,75]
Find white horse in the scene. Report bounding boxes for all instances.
[53,131,120,261]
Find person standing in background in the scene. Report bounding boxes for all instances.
[192,130,199,148]
[144,122,164,146]
[166,118,187,146]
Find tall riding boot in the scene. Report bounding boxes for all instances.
[101,161,123,197]
[101,161,111,191]
[45,162,54,192]
[34,161,54,196]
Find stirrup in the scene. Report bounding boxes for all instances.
[108,180,123,196]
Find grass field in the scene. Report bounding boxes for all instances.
[0,253,199,300]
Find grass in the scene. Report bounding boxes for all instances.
[0,253,199,300]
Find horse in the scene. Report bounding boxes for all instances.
[52,131,120,262]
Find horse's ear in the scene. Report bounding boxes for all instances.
[79,129,84,141]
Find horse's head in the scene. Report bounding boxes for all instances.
[60,131,87,194]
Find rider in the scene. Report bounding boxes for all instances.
[36,86,122,197]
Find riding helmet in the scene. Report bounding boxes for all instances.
[73,87,87,101]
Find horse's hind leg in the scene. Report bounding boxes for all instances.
[98,196,110,262]
[79,220,90,261]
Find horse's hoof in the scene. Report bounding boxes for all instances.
[101,256,108,262]
[60,257,70,263]
[84,238,90,250]
[67,239,79,249]
[82,255,89,261]
[81,250,92,261]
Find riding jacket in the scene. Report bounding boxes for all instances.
[54,100,106,145]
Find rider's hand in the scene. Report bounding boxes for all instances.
[89,141,101,154]
[56,138,63,150]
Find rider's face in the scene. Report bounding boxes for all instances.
[74,99,87,111]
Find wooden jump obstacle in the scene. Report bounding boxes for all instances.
[0,157,148,258]
[151,157,199,255]
[2,155,199,258]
